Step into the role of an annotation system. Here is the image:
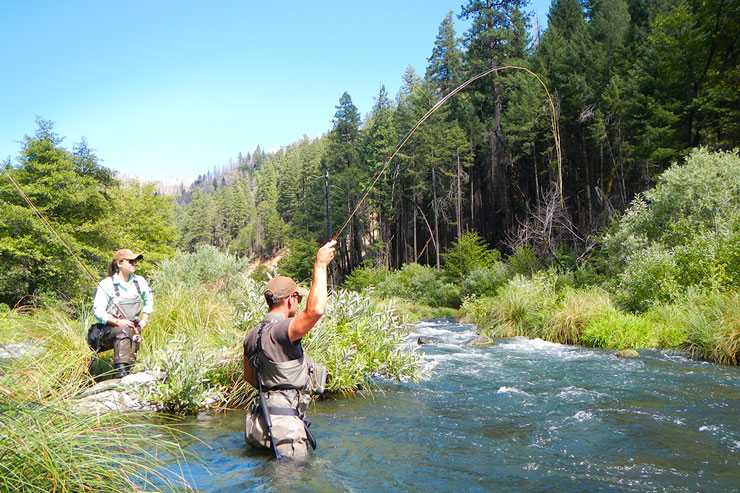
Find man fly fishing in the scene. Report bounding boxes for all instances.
[243,239,335,458]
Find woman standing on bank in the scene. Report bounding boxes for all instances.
[92,249,153,378]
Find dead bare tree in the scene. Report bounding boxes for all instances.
[507,182,595,269]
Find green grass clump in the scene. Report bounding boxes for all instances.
[546,287,615,345]
[460,274,557,338]
[680,291,740,365]
[581,311,657,349]
[0,304,94,400]
[0,397,192,492]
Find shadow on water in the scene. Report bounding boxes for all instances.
[160,320,740,492]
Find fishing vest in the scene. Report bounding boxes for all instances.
[248,319,312,392]
[106,276,142,322]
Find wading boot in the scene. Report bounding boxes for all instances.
[114,363,128,379]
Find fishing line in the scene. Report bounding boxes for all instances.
[332,64,562,241]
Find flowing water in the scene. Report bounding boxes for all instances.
[165,320,740,491]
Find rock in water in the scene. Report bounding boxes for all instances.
[417,337,442,345]
[468,335,498,346]
[616,349,639,359]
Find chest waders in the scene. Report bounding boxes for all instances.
[88,277,142,372]
[250,321,317,459]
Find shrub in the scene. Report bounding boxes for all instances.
[460,263,510,298]
[602,148,740,309]
[377,263,461,308]
[150,245,249,291]
[342,263,391,292]
[508,245,542,276]
[441,231,501,282]
[139,338,225,415]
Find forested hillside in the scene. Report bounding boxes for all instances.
[173,0,739,277]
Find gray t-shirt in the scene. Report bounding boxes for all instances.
[243,315,303,363]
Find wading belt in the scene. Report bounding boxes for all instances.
[254,322,317,452]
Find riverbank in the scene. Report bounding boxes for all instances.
[457,278,739,365]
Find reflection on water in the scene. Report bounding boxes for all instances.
[167,320,740,491]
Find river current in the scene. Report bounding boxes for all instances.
[166,319,740,491]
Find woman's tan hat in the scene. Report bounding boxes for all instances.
[113,249,143,262]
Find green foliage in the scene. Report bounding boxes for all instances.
[547,287,616,345]
[459,263,510,298]
[603,149,740,309]
[581,311,658,349]
[342,263,391,292]
[150,245,249,291]
[507,245,542,276]
[441,231,501,282]
[0,120,118,306]
[377,263,461,308]
[302,290,425,391]
[277,237,319,283]
[139,338,225,415]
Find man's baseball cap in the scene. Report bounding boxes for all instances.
[265,276,309,303]
[113,249,143,263]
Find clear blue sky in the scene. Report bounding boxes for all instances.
[1,1,551,182]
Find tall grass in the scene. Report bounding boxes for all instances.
[0,303,93,400]
[0,397,193,492]
[545,287,615,345]
[681,291,740,365]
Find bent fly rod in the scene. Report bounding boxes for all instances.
[331,64,562,241]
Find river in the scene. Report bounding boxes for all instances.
[165,319,740,491]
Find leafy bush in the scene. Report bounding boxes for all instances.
[460,263,510,298]
[139,338,225,415]
[304,290,424,391]
[602,148,740,309]
[342,263,391,292]
[377,263,461,308]
[150,245,249,291]
[508,245,542,276]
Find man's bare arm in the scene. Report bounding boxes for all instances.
[288,240,336,342]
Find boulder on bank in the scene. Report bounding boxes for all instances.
[417,337,442,345]
[0,341,44,361]
[616,349,639,359]
[468,335,499,346]
[74,370,163,413]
